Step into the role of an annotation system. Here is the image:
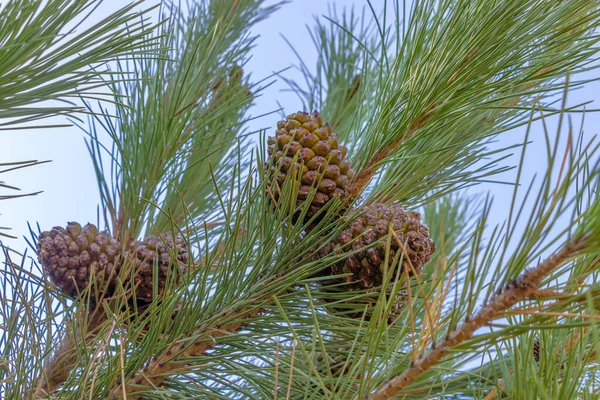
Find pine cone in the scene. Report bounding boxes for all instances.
[533,337,540,363]
[36,222,121,299]
[266,111,355,223]
[125,233,189,303]
[317,203,435,291]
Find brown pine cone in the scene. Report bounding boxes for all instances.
[125,233,189,303]
[316,203,435,290]
[36,222,121,299]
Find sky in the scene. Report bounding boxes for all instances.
[1,0,599,261]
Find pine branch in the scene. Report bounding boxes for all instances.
[9,1,600,398]
[32,308,107,398]
[107,305,265,399]
[98,177,353,398]
[106,272,302,398]
[84,0,281,240]
[347,0,600,204]
[348,100,439,199]
[0,0,159,238]
[368,234,591,400]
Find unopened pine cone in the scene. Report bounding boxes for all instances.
[266,111,355,223]
[38,223,190,306]
[36,222,121,299]
[125,233,189,303]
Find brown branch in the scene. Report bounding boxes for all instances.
[484,258,600,399]
[107,303,269,399]
[32,308,107,399]
[527,289,569,299]
[368,235,590,400]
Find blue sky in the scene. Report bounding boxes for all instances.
[1,0,598,256]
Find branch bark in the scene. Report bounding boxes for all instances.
[107,303,268,399]
[368,235,589,400]
[32,308,106,399]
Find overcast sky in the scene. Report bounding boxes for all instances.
[1,0,599,257]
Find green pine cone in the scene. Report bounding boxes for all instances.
[266,110,355,222]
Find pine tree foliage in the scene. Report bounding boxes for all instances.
[0,0,159,238]
[0,0,159,129]
[82,0,279,241]
[2,0,600,399]
[290,1,600,207]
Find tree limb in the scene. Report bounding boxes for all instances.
[32,307,107,399]
[106,296,274,399]
[368,234,590,400]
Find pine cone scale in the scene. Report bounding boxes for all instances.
[125,233,189,303]
[326,203,435,291]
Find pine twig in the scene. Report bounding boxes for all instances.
[107,292,276,400]
[107,306,264,399]
[484,259,600,399]
[347,102,438,199]
[32,308,107,399]
[347,47,479,199]
[109,264,292,398]
[368,234,590,400]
